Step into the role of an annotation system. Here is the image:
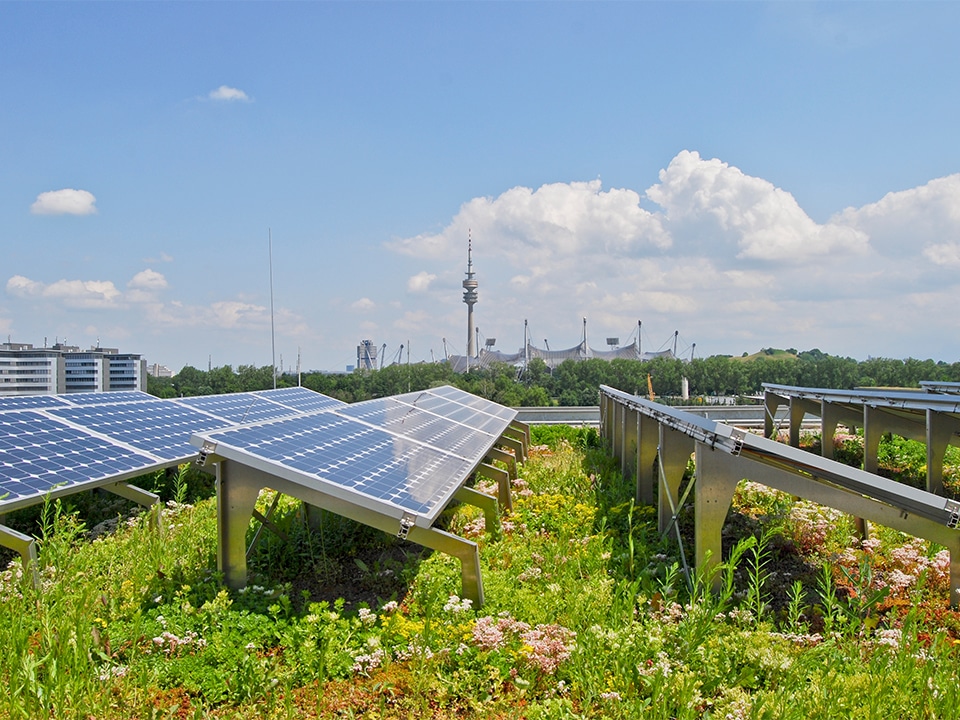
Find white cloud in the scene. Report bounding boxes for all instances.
[387,179,669,264]
[209,85,251,102]
[383,150,960,362]
[647,150,869,262]
[923,243,960,268]
[351,297,376,312]
[7,275,121,309]
[407,271,436,293]
[831,173,960,260]
[30,189,98,216]
[128,269,168,291]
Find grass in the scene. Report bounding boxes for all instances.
[1,428,959,718]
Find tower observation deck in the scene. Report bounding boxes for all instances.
[462,232,479,358]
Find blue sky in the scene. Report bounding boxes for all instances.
[3,2,960,372]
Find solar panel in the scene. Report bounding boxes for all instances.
[58,390,157,406]
[48,400,235,460]
[411,385,517,422]
[0,395,71,411]
[177,392,302,424]
[339,397,504,463]
[194,412,478,519]
[252,387,347,413]
[0,410,159,508]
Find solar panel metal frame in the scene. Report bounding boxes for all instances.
[0,386,344,516]
[191,385,518,528]
[600,385,960,607]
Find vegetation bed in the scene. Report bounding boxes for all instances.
[1,427,959,718]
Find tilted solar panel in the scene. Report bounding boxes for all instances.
[252,386,347,413]
[177,393,302,425]
[0,410,160,509]
[339,397,503,463]
[48,400,235,460]
[57,390,157,406]
[193,412,478,520]
[0,395,71,411]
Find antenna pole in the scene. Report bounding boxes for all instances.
[269,229,277,389]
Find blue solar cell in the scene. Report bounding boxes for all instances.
[197,412,479,520]
[0,410,161,510]
[0,395,71,411]
[49,400,234,460]
[59,391,157,406]
[338,398,498,462]
[252,387,346,413]
[177,393,303,424]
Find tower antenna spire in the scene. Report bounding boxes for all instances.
[462,229,479,364]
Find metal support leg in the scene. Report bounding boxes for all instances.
[486,447,517,480]
[0,524,39,587]
[476,462,512,513]
[926,410,959,496]
[694,445,745,592]
[621,408,638,485]
[216,462,263,590]
[105,481,162,530]
[657,426,694,535]
[764,392,784,439]
[636,413,658,506]
[504,423,530,461]
[455,486,500,536]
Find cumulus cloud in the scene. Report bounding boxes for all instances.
[351,297,376,312]
[7,275,121,309]
[831,174,960,260]
[407,271,436,293]
[383,150,960,361]
[388,179,670,264]
[30,189,98,216]
[209,85,251,102]
[647,151,869,261]
[128,269,168,290]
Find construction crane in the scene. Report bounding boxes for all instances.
[647,373,655,401]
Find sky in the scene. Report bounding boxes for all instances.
[3,2,960,373]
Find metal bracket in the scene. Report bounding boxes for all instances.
[196,440,217,466]
[730,429,745,456]
[397,512,417,540]
[945,499,960,529]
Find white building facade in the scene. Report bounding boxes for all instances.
[0,342,147,396]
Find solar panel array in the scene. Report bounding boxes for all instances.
[191,385,519,525]
[0,387,346,514]
[1,385,515,527]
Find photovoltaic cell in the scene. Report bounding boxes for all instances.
[49,400,234,460]
[57,390,157,406]
[0,395,71,411]
[339,397,501,462]
[177,393,302,425]
[195,412,478,518]
[0,411,159,506]
[252,387,346,413]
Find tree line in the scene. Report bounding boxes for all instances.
[147,349,960,407]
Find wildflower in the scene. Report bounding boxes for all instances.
[358,607,377,626]
[352,648,386,675]
[600,691,622,701]
[443,595,473,614]
[876,628,902,648]
[381,600,399,614]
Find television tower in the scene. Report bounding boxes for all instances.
[462,231,479,358]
